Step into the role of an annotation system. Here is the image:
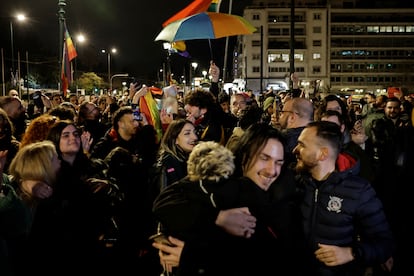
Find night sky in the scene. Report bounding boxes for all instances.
[0,0,252,86]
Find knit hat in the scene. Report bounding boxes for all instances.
[263,96,274,111]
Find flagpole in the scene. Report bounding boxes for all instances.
[26,51,29,101]
[1,48,5,96]
[58,0,66,94]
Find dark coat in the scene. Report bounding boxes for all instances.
[282,126,305,165]
[153,175,304,276]
[194,105,226,144]
[296,155,395,276]
[21,154,119,276]
[161,152,189,188]
[152,176,225,275]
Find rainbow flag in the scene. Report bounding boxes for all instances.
[139,88,163,143]
[208,0,221,12]
[162,0,213,27]
[65,29,78,61]
[61,25,77,96]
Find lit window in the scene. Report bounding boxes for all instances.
[313,53,321,60]
[295,53,304,61]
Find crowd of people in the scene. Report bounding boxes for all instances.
[1,63,413,276]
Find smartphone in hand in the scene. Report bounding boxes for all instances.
[131,104,143,121]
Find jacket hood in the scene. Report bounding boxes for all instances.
[336,151,359,174]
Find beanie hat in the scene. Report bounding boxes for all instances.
[263,97,274,111]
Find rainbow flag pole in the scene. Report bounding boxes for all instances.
[60,23,77,97]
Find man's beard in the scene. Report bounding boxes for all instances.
[295,159,317,174]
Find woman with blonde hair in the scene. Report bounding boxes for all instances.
[9,140,61,203]
[1,140,60,275]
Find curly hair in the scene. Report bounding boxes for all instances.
[187,141,235,182]
[112,106,133,132]
[20,114,59,149]
[184,89,216,109]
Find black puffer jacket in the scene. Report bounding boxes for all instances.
[296,153,395,276]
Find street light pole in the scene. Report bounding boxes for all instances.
[223,0,233,82]
[107,51,111,88]
[9,13,26,89]
[58,0,66,93]
[102,48,117,91]
[73,33,85,95]
[74,34,85,81]
[163,42,172,86]
[1,49,5,96]
[110,73,129,93]
[191,62,198,90]
[10,21,14,76]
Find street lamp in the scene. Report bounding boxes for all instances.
[76,33,86,44]
[10,13,26,88]
[101,47,117,90]
[191,62,198,90]
[74,33,86,93]
[110,73,129,93]
[158,68,163,84]
[163,42,172,86]
[202,70,207,80]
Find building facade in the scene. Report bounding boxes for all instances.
[235,0,414,97]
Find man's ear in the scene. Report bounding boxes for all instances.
[200,107,207,116]
[318,147,329,161]
[287,112,296,123]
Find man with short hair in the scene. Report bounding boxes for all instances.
[51,94,63,108]
[276,97,314,165]
[8,89,19,98]
[184,89,226,144]
[77,101,110,149]
[230,92,250,118]
[293,121,394,275]
[361,92,376,119]
[0,96,27,141]
[90,106,158,271]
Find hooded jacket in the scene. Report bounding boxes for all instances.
[296,153,395,276]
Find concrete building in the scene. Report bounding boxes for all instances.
[235,0,414,98]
